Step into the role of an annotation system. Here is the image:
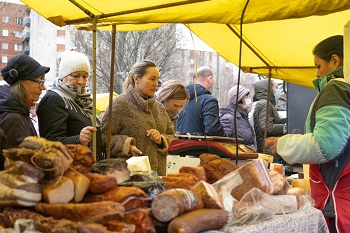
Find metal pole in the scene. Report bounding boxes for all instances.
[106,25,117,159]
[92,18,97,160]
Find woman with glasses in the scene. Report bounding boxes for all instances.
[37,51,103,161]
[0,54,50,170]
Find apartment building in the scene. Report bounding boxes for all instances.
[0,2,27,74]
[0,2,71,83]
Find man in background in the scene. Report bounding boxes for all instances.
[177,66,225,136]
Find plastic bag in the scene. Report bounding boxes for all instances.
[230,188,276,226]
[119,170,166,201]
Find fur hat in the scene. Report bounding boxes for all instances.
[1,54,50,85]
[58,51,90,79]
[227,85,249,106]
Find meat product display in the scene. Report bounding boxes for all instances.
[0,162,43,207]
[82,186,148,211]
[191,180,224,209]
[268,170,290,195]
[91,159,131,184]
[162,173,199,190]
[85,172,118,194]
[35,201,125,225]
[151,188,204,222]
[124,208,156,233]
[0,182,42,207]
[0,170,41,193]
[41,176,74,204]
[6,160,45,183]
[1,207,115,233]
[167,208,229,233]
[199,153,239,184]
[64,169,91,202]
[179,166,207,181]
[214,159,273,201]
[66,144,96,174]
[3,136,73,179]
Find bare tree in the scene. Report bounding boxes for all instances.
[69,24,185,94]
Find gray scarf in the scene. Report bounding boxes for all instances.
[52,79,100,126]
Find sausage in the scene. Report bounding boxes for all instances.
[168,208,229,233]
[151,189,204,222]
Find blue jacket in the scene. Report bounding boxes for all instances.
[177,84,225,136]
[220,105,255,145]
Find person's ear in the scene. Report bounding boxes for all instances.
[133,75,139,84]
[331,54,340,69]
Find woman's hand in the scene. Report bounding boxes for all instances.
[264,137,279,154]
[130,145,143,156]
[147,129,162,145]
[79,126,97,146]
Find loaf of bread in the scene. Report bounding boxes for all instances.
[191,180,223,209]
[199,153,239,184]
[179,166,207,181]
[162,173,199,190]
[226,159,274,201]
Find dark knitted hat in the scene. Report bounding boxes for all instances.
[1,54,50,85]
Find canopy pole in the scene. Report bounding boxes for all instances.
[263,69,272,154]
[92,18,97,160]
[106,25,117,159]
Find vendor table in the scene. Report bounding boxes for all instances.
[205,207,329,233]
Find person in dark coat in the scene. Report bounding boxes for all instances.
[253,79,286,160]
[0,54,50,170]
[37,51,103,160]
[177,66,225,136]
[220,85,256,149]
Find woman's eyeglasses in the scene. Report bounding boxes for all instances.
[30,79,45,89]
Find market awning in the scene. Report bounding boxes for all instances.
[20,0,350,88]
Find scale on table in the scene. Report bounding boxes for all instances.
[168,134,258,159]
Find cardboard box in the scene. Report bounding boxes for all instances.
[166,155,200,175]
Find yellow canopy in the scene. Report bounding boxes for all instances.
[96,92,118,114]
[20,0,350,88]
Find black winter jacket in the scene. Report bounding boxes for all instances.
[37,90,103,160]
[0,85,37,170]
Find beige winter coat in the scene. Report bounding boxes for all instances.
[101,86,176,175]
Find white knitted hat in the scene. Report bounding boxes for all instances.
[58,51,90,79]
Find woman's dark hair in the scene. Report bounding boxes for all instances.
[312,35,343,62]
[128,60,157,87]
